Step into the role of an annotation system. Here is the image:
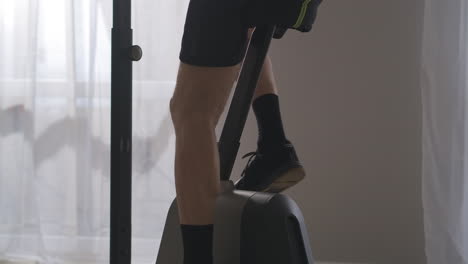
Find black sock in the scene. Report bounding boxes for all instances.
[252,93,288,148]
[180,224,214,264]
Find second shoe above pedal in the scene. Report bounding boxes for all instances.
[234,139,306,193]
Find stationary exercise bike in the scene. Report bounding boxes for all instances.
[155,25,315,264]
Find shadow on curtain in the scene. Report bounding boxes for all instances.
[0,0,189,263]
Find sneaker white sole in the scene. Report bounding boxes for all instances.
[262,166,306,193]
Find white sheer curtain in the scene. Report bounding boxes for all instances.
[0,0,188,263]
[421,0,468,263]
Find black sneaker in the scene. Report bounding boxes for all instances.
[234,140,306,193]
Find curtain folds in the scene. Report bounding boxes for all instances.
[421,0,468,263]
[0,0,188,263]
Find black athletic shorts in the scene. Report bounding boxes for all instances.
[179,0,322,67]
[179,0,252,67]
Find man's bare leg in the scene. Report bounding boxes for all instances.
[232,27,304,193]
[168,27,287,264]
[254,54,279,98]
[170,28,280,226]
[170,62,241,225]
[246,28,279,99]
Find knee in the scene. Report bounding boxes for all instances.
[169,96,185,131]
[169,93,220,132]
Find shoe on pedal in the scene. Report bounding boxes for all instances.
[234,139,306,193]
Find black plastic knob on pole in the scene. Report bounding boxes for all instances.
[218,25,275,182]
[129,45,143,61]
[110,0,142,263]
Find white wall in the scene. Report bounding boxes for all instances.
[219,0,426,263]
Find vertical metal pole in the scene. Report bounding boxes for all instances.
[110,0,142,263]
